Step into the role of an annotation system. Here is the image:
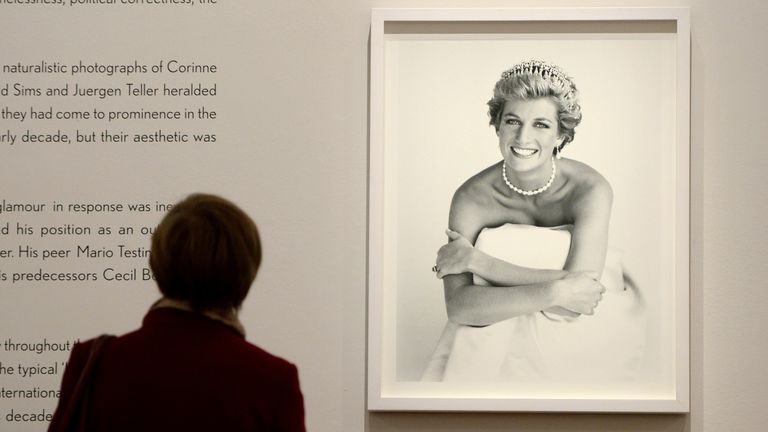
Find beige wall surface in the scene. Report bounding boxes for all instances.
[364,2,767,431]
[1,0,766,431]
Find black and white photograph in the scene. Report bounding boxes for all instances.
[368,9,690,412]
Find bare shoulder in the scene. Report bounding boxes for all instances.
[451,163,498,208]
[560,159,613,208]
[449,163,499,240]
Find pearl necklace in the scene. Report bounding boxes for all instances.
[502,157,557,196]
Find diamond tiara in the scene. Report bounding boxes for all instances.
[500,60,576,103]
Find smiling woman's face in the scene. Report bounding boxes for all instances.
[497,97,563,174]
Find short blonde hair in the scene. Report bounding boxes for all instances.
[488,61,582,152]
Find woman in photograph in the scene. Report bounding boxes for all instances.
[423,60,642,383]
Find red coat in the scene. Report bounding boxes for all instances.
[50,307,305,431]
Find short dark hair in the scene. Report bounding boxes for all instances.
[149,194,261,311]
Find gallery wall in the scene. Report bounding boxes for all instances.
[1,0,766,431]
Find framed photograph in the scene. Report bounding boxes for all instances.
[367,8,690,412]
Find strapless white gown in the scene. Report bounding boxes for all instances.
[421,224,645,383]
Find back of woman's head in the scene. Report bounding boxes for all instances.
[149,194,261,312]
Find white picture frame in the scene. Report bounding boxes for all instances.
[368,7,690,412]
